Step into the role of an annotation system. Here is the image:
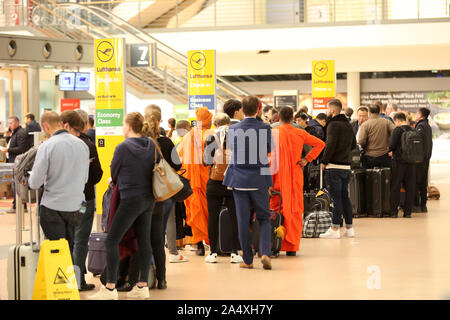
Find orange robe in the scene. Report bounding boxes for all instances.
[270,124,325,252]
[178,127,213,244]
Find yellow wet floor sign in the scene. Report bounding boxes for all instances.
[32,239,80,300]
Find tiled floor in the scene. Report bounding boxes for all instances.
[1,164,450,300]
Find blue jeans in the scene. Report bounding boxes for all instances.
[325,169,353,228]
[105,194,155,284]
[233,188,271,265]
[73,199,95,284]
[162,198,174,234]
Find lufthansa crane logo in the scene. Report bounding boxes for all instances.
[96,41,114,63]
[190,52,206,70]
[313,61,328,78]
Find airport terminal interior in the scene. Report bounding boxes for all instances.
[0,0,450,301]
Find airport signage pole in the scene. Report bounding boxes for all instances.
[187,50,216,126]
[94,38,127,220]
[312,60,336,117]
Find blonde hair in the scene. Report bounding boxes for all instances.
[143,106,161,139]
[213,113,230,127]
[125,112,144,134]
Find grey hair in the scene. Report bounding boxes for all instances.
[75,109,89,125]
[213,113,230,127]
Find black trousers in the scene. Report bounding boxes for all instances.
[390,160,416,216]
[206,180,240,254]
[151,202,166,281]
[415,159,430,207]
[362,153,392,169]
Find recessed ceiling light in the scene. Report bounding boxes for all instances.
[257,50,270,54]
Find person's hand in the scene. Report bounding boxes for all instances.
[321,164,327,171]
[299,158,308,167]
[388,151,393,158]
[0,147,7,154]
[268,187,274,196]
[4,131,11,137]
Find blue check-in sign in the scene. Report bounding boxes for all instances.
[189,95,215,110]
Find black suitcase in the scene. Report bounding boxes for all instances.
[350,169,367,217]
[251,191,284,258]
[365,168,391,217]
[88,232,108,276]
[218,206,241,253]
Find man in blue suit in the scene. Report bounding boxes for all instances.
[223,96,274,270]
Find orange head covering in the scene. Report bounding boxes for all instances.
[195,107,213,128]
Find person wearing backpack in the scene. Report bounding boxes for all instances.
[203,113,243,264]
[388,112,421,218]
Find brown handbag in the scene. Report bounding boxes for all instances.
[210,134,230,181]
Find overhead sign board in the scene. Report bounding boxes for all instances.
[188,50,216,113]
[130,43,156,68]
[312,60,336,113]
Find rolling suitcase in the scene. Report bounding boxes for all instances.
[87,232,108,276]
[349,169,367,218]
[251,191,284,257]
[7,189,41,300]
[365,168,391,217]
[218,206,241,254]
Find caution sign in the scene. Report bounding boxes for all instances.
[32,239,80,300]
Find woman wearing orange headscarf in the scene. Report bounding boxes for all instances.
[178,107,214,256]
[270,107,325,255]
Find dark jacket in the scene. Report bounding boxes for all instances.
[322,114,356,166]
[7,126,31,163]
[388,125,413,162]
[25,120,41,147]
[111,136,157,200]
[308,119,325,141]
[351,120,359,136]
[157,136,182,171]
[86,129,96,143]
[79,133,103,201]
[223,117,273,189]
[415,118,433,160]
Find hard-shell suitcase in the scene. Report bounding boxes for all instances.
[7,189,41,300]
[365,168,391,217]
[87,232,108,276]
[251,191,284,257]
[350,169,367,218]
[219,206,239,254]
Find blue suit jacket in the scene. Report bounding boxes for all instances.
[223,117,274,189]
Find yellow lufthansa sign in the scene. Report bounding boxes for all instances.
[312,60,336,110]
[188,50,216,110]
[312,60,335,98]
[95,38,125,110]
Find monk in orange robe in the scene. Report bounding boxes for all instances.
[270,107,325,255]
[178,107,214,255]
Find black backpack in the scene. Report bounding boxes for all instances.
[400,128,424,164]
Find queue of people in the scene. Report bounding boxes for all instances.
[6,95,432,300]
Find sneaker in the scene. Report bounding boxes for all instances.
[88,286,118,300]
[343,227,355,238]
[169,253,189,263]
[205,253,218,263]
[126,285,150,299]
[230,253,243,264]
[6,208,15,214]
[79,282,96,292]
[319,227,341,239]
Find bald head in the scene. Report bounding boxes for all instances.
[41,111,62,137]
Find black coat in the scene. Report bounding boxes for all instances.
[307,119,325,141]
[322,114,356,166]
[7,126,31,163]
[415,119,433,160]
[79,133,103,201]
[25,120,41,147]
[351,120,359,136]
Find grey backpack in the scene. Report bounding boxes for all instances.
[13,145,43,203]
